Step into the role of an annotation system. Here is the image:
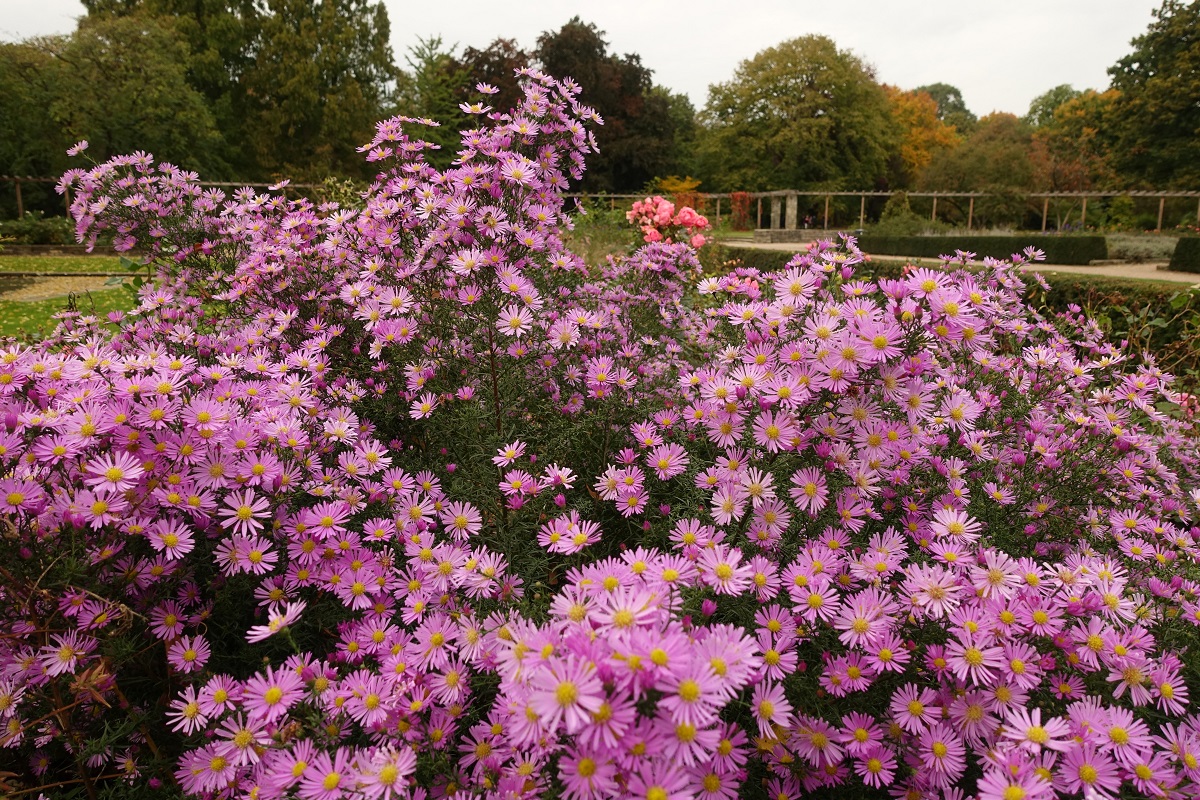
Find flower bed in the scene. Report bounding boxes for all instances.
[3,71,1200,800]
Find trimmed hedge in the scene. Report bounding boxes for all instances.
[1170,238,1200,273]
[854,235,1108,265]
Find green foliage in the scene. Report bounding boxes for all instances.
[869,191,949,236]
[919,114,1035,195]
[913,82,978,135]
[695,35,898,192]
[396,36,470,170]
[0,212,74,245]
[1023,83,1082,127]
[535,17,686,192]
[1169,237,1200,273]
[1107,0,1200,188]
[238,0,399,180]
[447,37,530,113]
[1107,234,1178,263]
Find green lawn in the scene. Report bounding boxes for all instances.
[0,288,135,338]
[0,254,123,274]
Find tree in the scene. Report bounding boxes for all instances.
[1106,0,1200,188]
[535,18,682,192]
[448,37,530,113]
[394,36,468,170]
[82,0,398,181]
[0,43,72,217]
[919,113,1035,227]
[237,0,399,180]
[913,82,977,135]
[695,35,898,191]
[1029,89,1118,192]
[37,15,224,174]
[883,86,961,187]
[82,0,261,177]
[1024,84,1082,128]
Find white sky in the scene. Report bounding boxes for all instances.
[2,0,1163,116]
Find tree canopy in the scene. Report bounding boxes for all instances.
[1106,0,1200,188]
[695,35,898,191]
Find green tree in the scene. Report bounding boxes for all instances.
[535,18,682,192]
[1107,0,1200,188]
[0,43,71,217]
[919,113,1034,227]
[237,0,399,180]
[695,35,898,191]
[37,15,224,173]
[395,36,469,170]
[913,82,978,135]
[1024,84,1082,128]
[448,37,531,114]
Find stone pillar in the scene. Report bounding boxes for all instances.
[785,192,798,230]
[770,197,782,230]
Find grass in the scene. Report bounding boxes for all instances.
[0,288,135,338]
[0,254,124,274]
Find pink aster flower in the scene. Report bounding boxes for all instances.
[299,747,355,800]
[167,634,211,673]
[243,665,306,723]
[529,657,604,734]
[84,451,145,492]
[166,685,209,734]
[750,681,793,738]
[1002,706,1074,752]
[216,488,270,535]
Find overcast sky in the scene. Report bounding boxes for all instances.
[3,0,1164,116]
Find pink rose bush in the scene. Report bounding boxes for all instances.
[3,68,1200,800]
[626,195,711,247]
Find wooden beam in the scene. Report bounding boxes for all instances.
[931,196,938,222]
[1041,197,1049,232]
[14,178,22,218]
[757,197,762,229]
[1081,197,1087,227]
[967,197,974,230]
[823,195,830,230]
[859,194,866,228]
[1157,196,1165,232]
[715,197,721,225]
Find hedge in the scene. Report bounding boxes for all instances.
[854,234,1108,265]
[1169,238,1200,273]
[720,245,1200,388]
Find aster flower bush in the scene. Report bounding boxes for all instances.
[3,69,1200,800]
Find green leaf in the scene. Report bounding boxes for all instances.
[104,275,125,286]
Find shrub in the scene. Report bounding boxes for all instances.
[4,74,1200,800]
[1169,237,1200,273]
[0,211,75,245]
[1107,235,1178,264]
[855,234,1107,265]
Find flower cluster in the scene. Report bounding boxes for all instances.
[626,195,711,247]
[3,65,1200,800]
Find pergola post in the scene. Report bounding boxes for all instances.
[859,194,866,228]
[967,197,974,231]
[715,197,721,225]
[1157,197,1166,232]
[1081,197,1088,227]
[931,196,938,222]
[1041,198,1049,232]
[785,192,798,230]
[14,178,23,218]
[823,195,830,231]
[757,197,762,229]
